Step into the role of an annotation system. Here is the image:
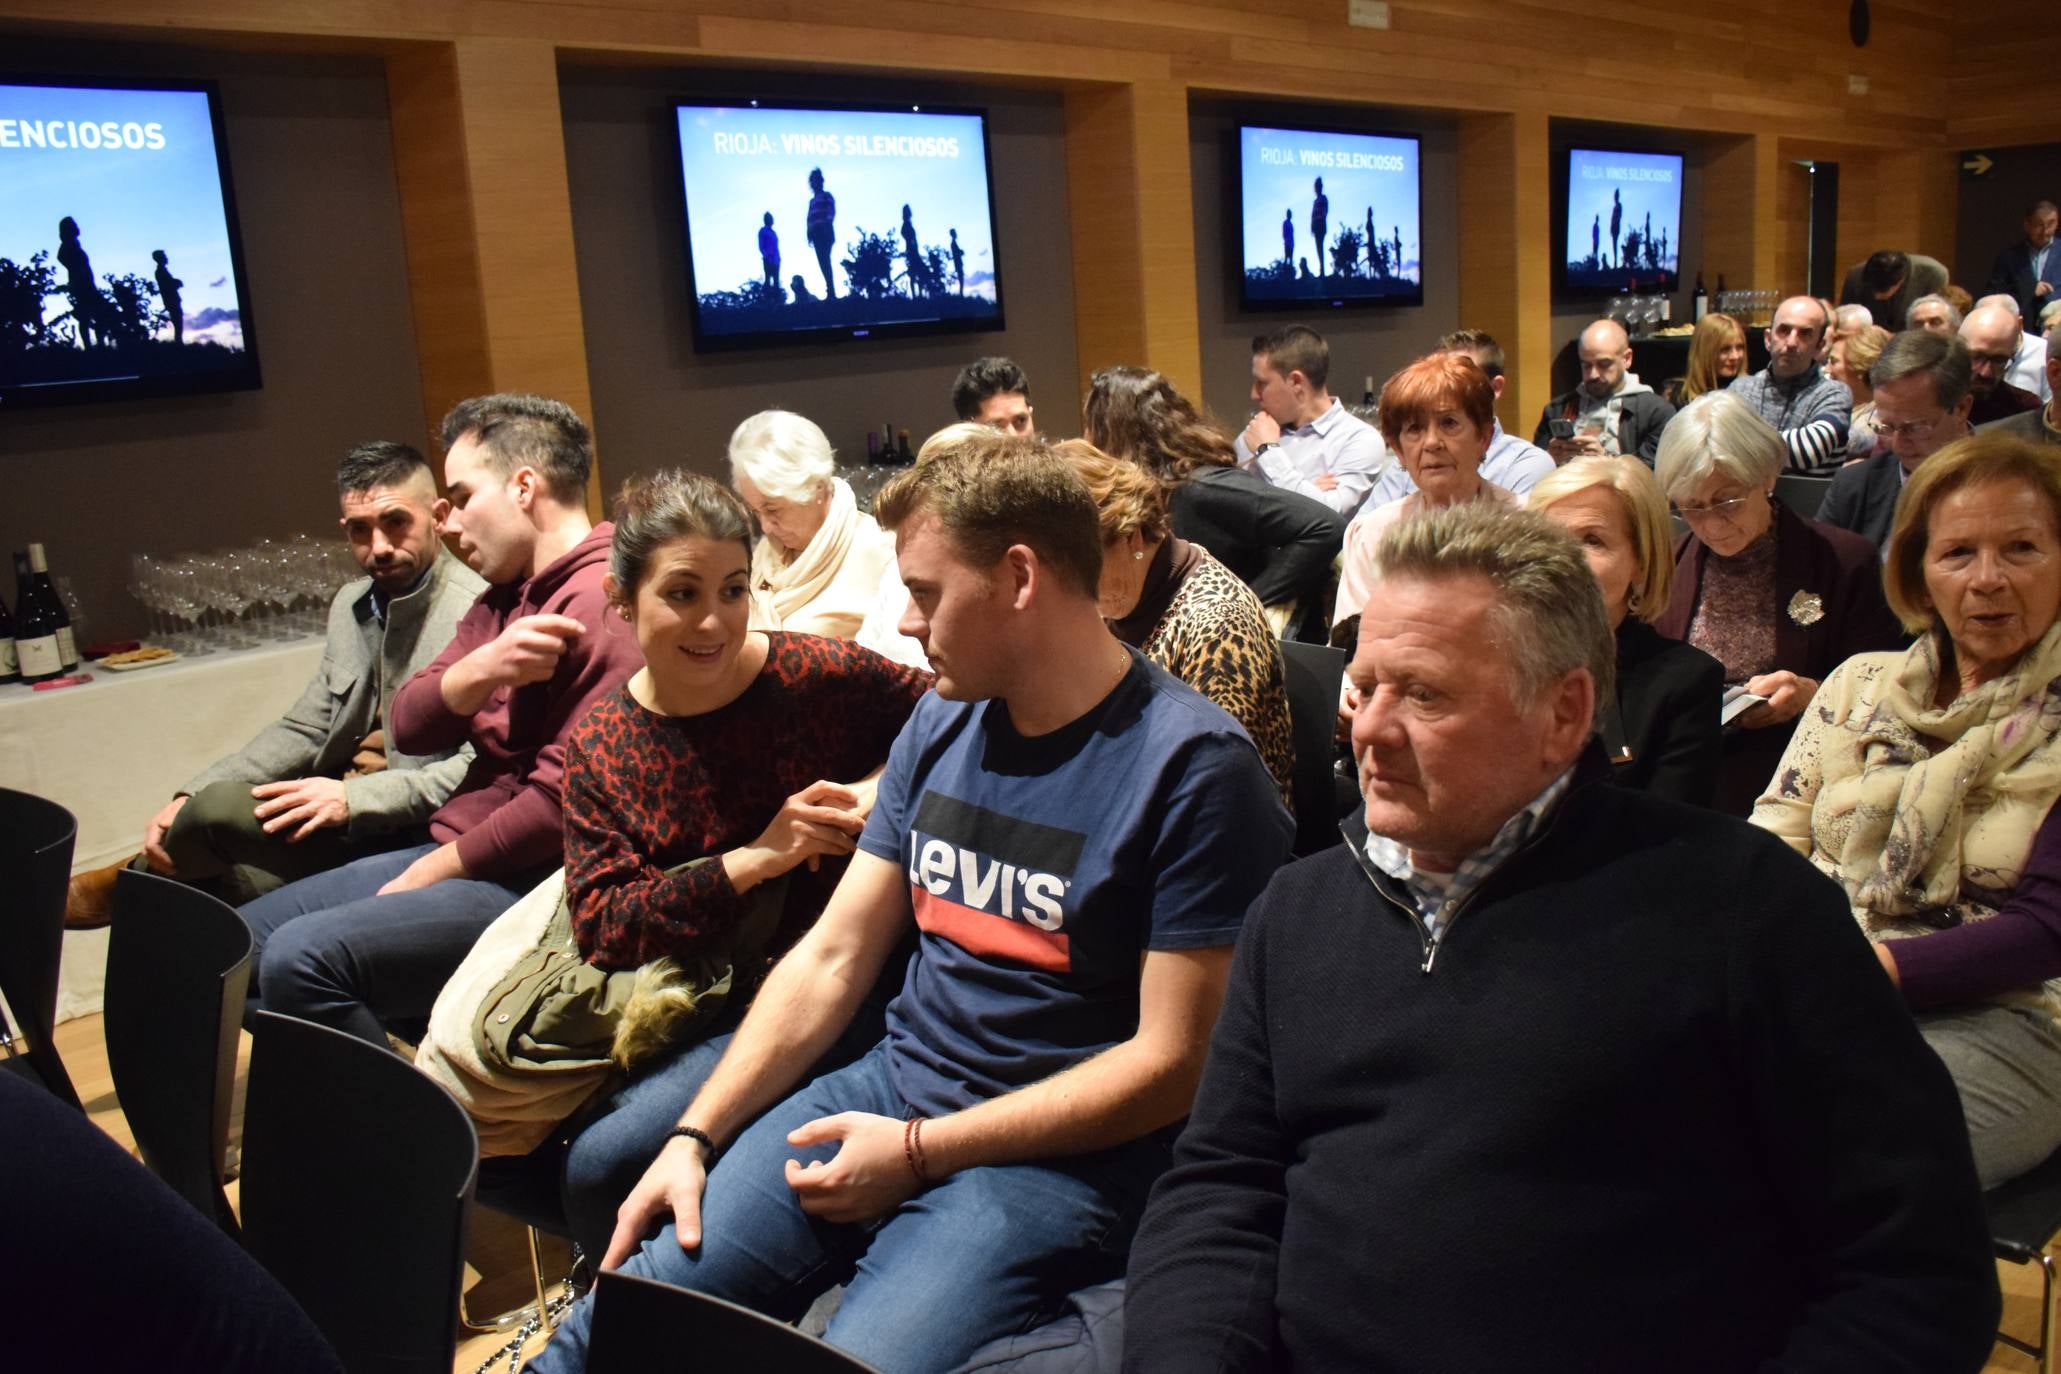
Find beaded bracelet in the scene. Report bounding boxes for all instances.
[663,1125,718,1163]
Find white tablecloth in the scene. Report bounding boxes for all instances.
[0,636,325,1020]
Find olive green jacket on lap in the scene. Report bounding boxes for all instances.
[182,547,487,837]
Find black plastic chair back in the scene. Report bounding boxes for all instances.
[105,869,253,1232]
[1774,473,1833,520]
[587,1269,882,1373]
[1985,1142,2061,1369]
[0,786,81,1110]
[240,1011,477,1374]
[1277,640,1351,857]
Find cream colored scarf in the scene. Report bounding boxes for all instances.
[1825,623,2061,935]
[751,476,859,629]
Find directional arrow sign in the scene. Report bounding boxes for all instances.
[1962,151,1995,179]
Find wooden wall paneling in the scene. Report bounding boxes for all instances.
[1701,135,1781,309]
[1063,80,1203,399]
[1456,111,1551,436]
[385,38,601,513]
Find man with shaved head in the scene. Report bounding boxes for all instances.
[1972,293,2052,403]
[1723,295,1853,472]
[1532,318,1676,466]
[1960,302,2044,426]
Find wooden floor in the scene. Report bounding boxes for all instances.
[44,1012,2061,1372]
[52,1013,568,1373]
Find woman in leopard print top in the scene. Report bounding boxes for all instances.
[1055,440,1295,807]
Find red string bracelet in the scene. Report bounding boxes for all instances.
[903,1115,931,1186]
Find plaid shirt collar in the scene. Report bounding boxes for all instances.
[1361,766,1575,939]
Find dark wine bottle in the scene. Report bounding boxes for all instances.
[0,579,19,684]
[1693,269,1710,322]
[1362,374,1376,409]
[896,428,915,464]
[12,551,63,684]
[27,544,78,671]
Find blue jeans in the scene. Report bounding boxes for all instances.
[526,1043,1166,1374]
[240,844,532,1048]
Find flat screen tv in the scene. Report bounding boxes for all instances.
[1559,146,1684,295]
[672,101,1005,349]
[1235,123,1423,311]
[0,77,260,409]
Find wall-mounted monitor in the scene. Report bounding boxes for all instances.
[672,101,1005,350]
[0,77,260,410]
[1558,146,1684,295]
[1235,123,1423,311]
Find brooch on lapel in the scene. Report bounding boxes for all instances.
[1787,590,1825,627]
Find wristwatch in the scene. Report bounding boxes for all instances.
[1253,441,1278,457]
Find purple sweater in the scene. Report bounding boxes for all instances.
[1893,798,2061,1007]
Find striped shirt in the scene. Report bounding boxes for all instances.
[1726,364,1853,473]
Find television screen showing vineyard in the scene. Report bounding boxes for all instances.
[1561,148,1684,294]
[1236,124,1423,311]
[0,80,260,407]
[673,103,1004,348]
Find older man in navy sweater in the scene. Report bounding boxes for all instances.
[1123,502,2000,1373]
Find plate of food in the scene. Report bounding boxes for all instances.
[100,645,182,672]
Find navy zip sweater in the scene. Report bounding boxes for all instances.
[1123,758,1999,1373]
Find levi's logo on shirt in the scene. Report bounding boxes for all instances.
[905,792,1085,972]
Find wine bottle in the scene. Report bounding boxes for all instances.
[896,428,915,464]
[0,579,19,684]
[881,419,894,458]
[1693,270,1709,322]
[12,552,63,684]
[866,430,882,462]
[1362,374,1375,408]
[26,544,77,672]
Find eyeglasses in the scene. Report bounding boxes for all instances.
[1968,351,2015,369]
[1672,496,1755,521]
[1874,417,1941,441]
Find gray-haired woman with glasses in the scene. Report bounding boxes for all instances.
[1653,393,1905,813]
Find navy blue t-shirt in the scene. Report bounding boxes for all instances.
[857,648,1293,1117]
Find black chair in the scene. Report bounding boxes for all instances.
[1987,1144,2061,1374]
[1774,473,1833,520]
[0,786,82,1111]
[240,1010,477,1374]
[1277,640,1351,857]
[586,1269,882,1373]
[103,869,253,1233]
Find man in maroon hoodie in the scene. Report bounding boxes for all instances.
[241,394,643,1047]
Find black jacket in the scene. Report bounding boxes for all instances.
[1532,386,1676,465]
[1982,238,2061,326]
[1818,447,1903,554]
[1602,619,1723,806]
[1123,757,1999,1373]
[1169,466,1342,609]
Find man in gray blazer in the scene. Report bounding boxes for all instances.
[66,441,486,926]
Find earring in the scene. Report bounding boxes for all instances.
[1134,550,1144,561]
[1625,587,1641,614]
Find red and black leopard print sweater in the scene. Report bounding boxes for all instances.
[563,632,932,971]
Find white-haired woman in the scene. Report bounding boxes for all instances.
[1653,393,1904,814]
[1529,457,1724,806]
[728,410,894,640]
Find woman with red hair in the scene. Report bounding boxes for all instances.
[1334,353,1518,630]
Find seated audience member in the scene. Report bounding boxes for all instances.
[241,394,643,1047]
[1232,323,1389,518]
[851,422,995,670]
[1339,352,1517,632]
[65,442,485,928]
[1840,248,1949,330]
[1832,301,1875,340]
[1534,318,1676,466]
[0,1070,346,1373]
[1828,322,1892,460]
[1365,329,1552,504]
[1660,310,1748,409]
[1085,364,1342,637]
[1945,283,1977,317]
[548,470,931,1260]
[1529,457,1723,806]
[527,436,1293,1374]
[1960,301,2043,426]
[1974,292,2052,402]
[1725,295,1853,472]
[1754,432,2061,1188]
[950,355,1036,436]
[1055,438,1295,806]
[1815,296,1842,362]
[1981,198,2060,326]
[1821,331,1975,554]
[1978,316,2061,447]
[1654,393,1904,816]
[730,410,895,640]
[1122,501,1999,1374]
[1908,291,1963,336]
